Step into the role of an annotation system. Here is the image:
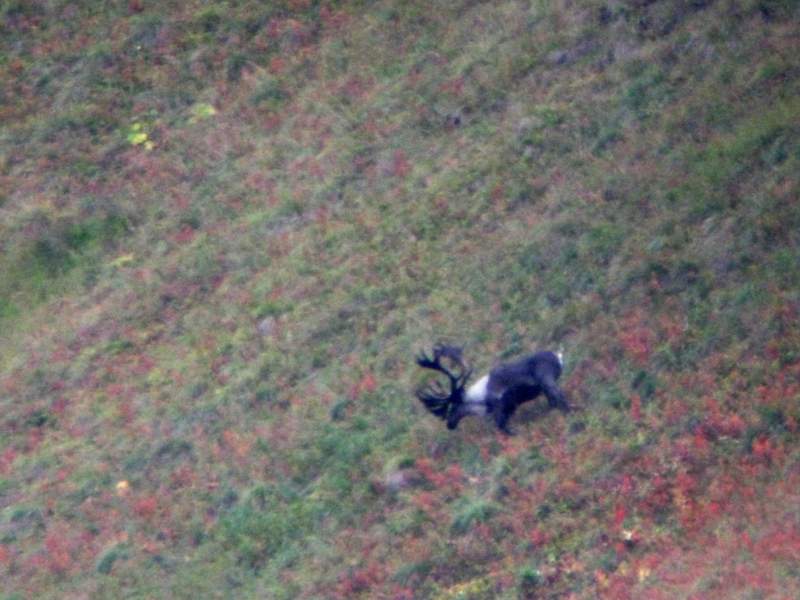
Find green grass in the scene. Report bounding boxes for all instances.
[1,0,799,597]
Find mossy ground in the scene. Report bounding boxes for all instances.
[1,1,799,598]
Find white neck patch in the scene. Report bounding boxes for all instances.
[465,374,489,403]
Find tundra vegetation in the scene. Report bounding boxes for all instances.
[1,0,799,598]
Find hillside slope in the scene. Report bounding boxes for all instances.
[1,1,799,598]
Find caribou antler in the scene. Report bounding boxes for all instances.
[415,344,472,420]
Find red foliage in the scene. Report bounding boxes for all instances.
[170,464,196,489]
[26,428,44,453]
[661,394,690,427]
[211,354,231,385]
[1,374,19,395]
[619,474,635,496]
[0,544,10,565]
[348,372,378,400]
[269,56,287,75]
[335,562,386,598]
[702,397,747,438]
[499,435,527,459]
[529,528,550,547]
[290,155,326,179]
[415,458,464,494]
[479,443,492,463]
[443,463,464,486]
[786,414,798,433]
[613,503,626,529]
[704,499,723,519]
[391,150,412,178]
[338,76,373,102]
[411,491,440,518]
[674,472,696,497]
[641,475,672,515]
[118,397,137,424]
[133,354,156,375]
[51,395,69,416]
[751,436,782,463]
[692,427,711,455]
[619,325,654,366]
[221,429,252,459]
[133,496,159,520]
[107,382,127,397]
[44,529,76,574]
[387,585,416,600]
[0,447,18,475]
[172,192,191,211]
[320,5,349,30]
[658,311,687,346]
[490,184,505,206]
[753,527,800,563]
[174,225,197,244]
[439,77,465,96]
[414,457,437,482]
[629,394,642,422]
[262,113,283,130]
[285,17,313,47]
[756,364,800,407]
